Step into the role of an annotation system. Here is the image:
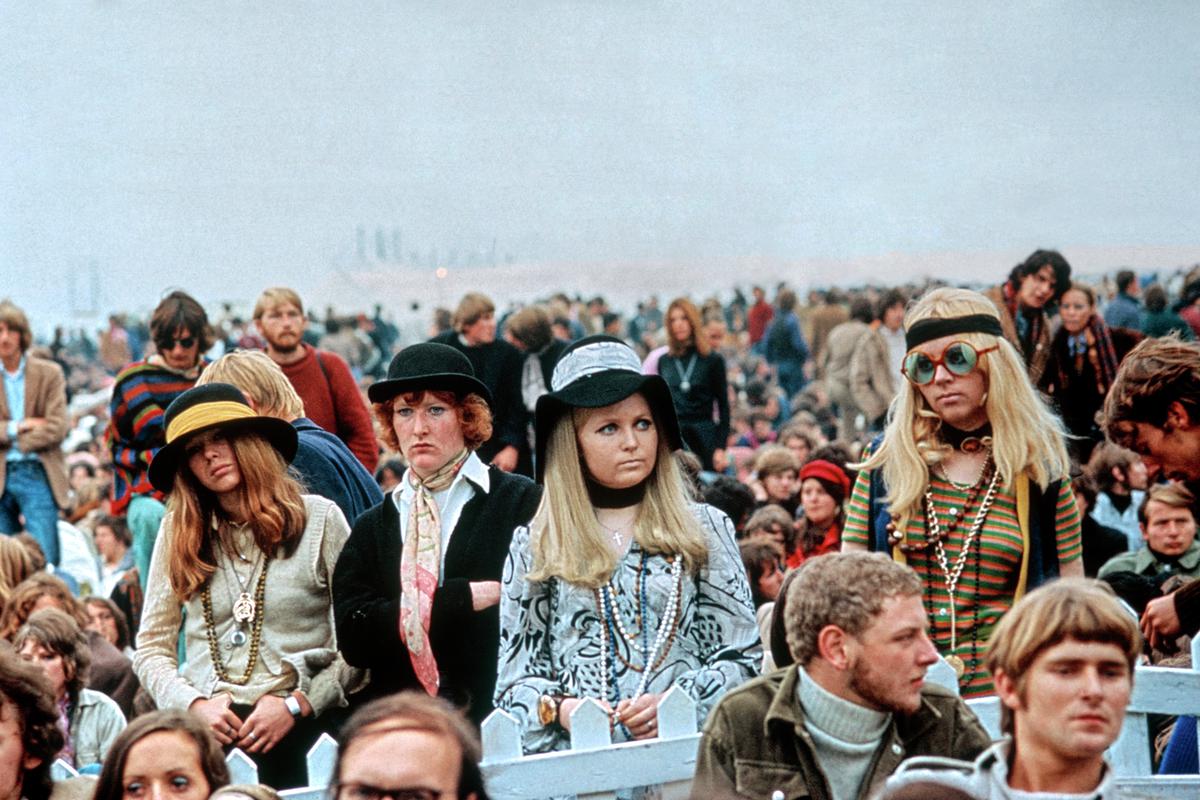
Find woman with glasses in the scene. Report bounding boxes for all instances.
[842,288,1082,698]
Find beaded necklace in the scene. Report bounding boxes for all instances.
[201,556,270,686]
[594,553,684,708]
[924,461,999,679]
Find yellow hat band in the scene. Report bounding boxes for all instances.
[165,401,255,444]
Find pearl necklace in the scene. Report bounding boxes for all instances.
[925,466,999,679]
[597,555,684,705]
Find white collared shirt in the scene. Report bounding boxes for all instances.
[390,451,490,575]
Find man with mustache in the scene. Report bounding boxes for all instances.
[885,578,1136,799]
[691,552,990,800]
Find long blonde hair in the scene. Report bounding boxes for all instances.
[856,287,1070,533]
[528,402,709,587]
[165,432,307,601]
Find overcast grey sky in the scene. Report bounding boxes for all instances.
[3,2,1199,330]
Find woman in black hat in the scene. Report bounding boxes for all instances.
[132,383,356,789]
[495,335,759,753]
[332,343,541,724]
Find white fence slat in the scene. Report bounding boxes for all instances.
[50,760,79,782]
[481,734,703,800]
[570,698,613,751]
[481,708,524,763]
[279,789,327,800]
[659,779,693,799]
[926,657,960,695]
[1116,776,1200,798]
[656,685,698,739]
[305,733,338,788]
[225,748,259,785]
[965,696,1002,741]
[1127,666,1200,715]
[1108,711,1152,777]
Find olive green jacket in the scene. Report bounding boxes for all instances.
[690,665,992,800]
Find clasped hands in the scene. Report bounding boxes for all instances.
[190,692,308,753]
[559,692,663,740]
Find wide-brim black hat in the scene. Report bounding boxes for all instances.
[534,335,683,482]
[368,342,492,405]
[148,383,299,494]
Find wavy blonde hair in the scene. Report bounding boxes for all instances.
[165,432,307,601]
[855,287,1070,534]
[527,401,709,587]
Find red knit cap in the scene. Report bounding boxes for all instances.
[798,459,850,497]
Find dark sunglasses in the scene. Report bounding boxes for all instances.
[157,335,196,351]
[902,341,998,385]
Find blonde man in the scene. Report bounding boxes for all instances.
[1098,482,1199,580]
[199,350,382,524]
[885,578,1137,799]
[430,292,528,474]
[253,288,378,471]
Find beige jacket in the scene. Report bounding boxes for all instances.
[0,355,69,508]
[850,326,898,422]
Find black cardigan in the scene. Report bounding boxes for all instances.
[332,465,541,723]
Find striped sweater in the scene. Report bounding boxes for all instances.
[844,469,1081,697]
[107,359,204,513]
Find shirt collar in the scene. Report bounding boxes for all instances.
[3,355,25,378]
[391,451,491,508]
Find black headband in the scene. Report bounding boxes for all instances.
[905,314,1004,349]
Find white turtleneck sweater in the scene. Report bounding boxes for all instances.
[798,665,892,800]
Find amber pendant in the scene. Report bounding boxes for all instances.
[947,654,966,679]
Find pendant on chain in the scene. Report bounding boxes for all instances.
[946,654,966,679]
[232,593,256,625]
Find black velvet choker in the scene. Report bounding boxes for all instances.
[940,422,993,454]
[585,476,648,508]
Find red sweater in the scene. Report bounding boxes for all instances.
[747,300,774,344]
[277,344,378,471]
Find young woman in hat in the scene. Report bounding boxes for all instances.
[132,383,356,788]
[495,335,759,753]
[332,343,541,724]
[842,288,1082,698]
[786,458,851,569]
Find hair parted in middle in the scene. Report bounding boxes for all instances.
[784,551,922,667]
[165,431,307,601]
[14,607,91,705]
[854,287,1070,536]
[665,297,710,358]
[526,400,708,587]
[92,710,230,800]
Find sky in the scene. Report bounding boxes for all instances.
[3,2,1199,332]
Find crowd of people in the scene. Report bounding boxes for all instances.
[2,248,1200,799]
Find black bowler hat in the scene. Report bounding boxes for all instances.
[368,342,492,405]
[534,335,682,482]
[148,383,299,493]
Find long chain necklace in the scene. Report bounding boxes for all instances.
[216,529,265,648]
[890,453,992,554]
[201,556,269,685]
[925,463,999,679]
[672,354,698,394]
[595,554,684,711]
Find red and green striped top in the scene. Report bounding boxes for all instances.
[843,467,1082,697]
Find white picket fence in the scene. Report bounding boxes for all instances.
[48,643,1200,799]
